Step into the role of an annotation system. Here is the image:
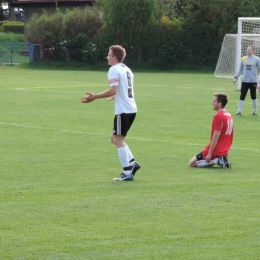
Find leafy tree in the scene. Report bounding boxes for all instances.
[66,33,99,64]
[155,18,186,68]
[24,0,260,67]
[26,10,65,61]
[181,0,260,66]
[63,7,102,62]
[26,7,102,62]
[95,0,158,62]
[154,1,187,67]
[63,7,102,39]
[156,0,179,20]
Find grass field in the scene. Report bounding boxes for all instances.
[0,67,260,259]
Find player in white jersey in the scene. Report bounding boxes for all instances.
[81,45,140,181]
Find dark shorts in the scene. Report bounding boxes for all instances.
[196,152,204,161]
[196,151,218,161]
[240,82,257,100]
[113,113,136,136]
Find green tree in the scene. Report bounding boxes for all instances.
[63,7,103,63]
[26,10,65,61]
[155,0,187,68]
[63,7,102,39]
[26,7,102,63]
[182,0,260,66]
[96,0,158,62]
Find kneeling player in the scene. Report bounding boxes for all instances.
[189,93,233,168]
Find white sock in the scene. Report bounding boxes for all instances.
[196,158,218,167]
[117,146,131,175]
[238,100,244,112]
[252,99,258,113]
[125,145,135,166]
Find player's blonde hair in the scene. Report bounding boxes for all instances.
[109,45,126,63]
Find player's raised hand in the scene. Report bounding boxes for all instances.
[81,92,95,103]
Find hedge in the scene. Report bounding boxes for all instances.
[2,21,24,34]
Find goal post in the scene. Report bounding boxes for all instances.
[235,18,242,90]
[215,17,260,90]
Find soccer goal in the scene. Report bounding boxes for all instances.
[214,17,260,90]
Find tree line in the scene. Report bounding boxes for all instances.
[26,0,260,68]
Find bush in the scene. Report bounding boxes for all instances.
[155,20,188,68]
[63,7,102,39]
[2,21,24,33]
[27,10,66,61]
[26,7,103,63]
[66,33,99,64]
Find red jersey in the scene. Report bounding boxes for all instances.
[203,109,234,158]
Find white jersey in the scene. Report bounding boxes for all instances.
[107,63,137,115]
[258,76,260,87]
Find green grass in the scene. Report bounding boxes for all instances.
[0,32,25,42]
[0,67,260,259]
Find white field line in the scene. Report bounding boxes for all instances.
[0,121,259,152]
[14,88,74,94]
[13,85,107,94]
[14,84,105,89]
[129,85,229,91]
[33,84,106,88]
[0,122,52,130]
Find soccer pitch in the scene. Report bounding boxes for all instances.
[0,67,259,259]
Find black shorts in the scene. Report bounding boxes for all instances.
[240,82,257,100]
[113,113,136,136]
[196,152,204,161]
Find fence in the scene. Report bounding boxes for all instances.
[0,43,42,64]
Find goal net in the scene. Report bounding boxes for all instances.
[214,18,260,90]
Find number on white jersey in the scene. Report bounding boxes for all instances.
[126,71,131,87]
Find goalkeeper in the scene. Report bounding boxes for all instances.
[234,45,260,116]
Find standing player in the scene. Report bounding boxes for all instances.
[189,93,233,168]
[81,45,140,181]
[234,45,260,116]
